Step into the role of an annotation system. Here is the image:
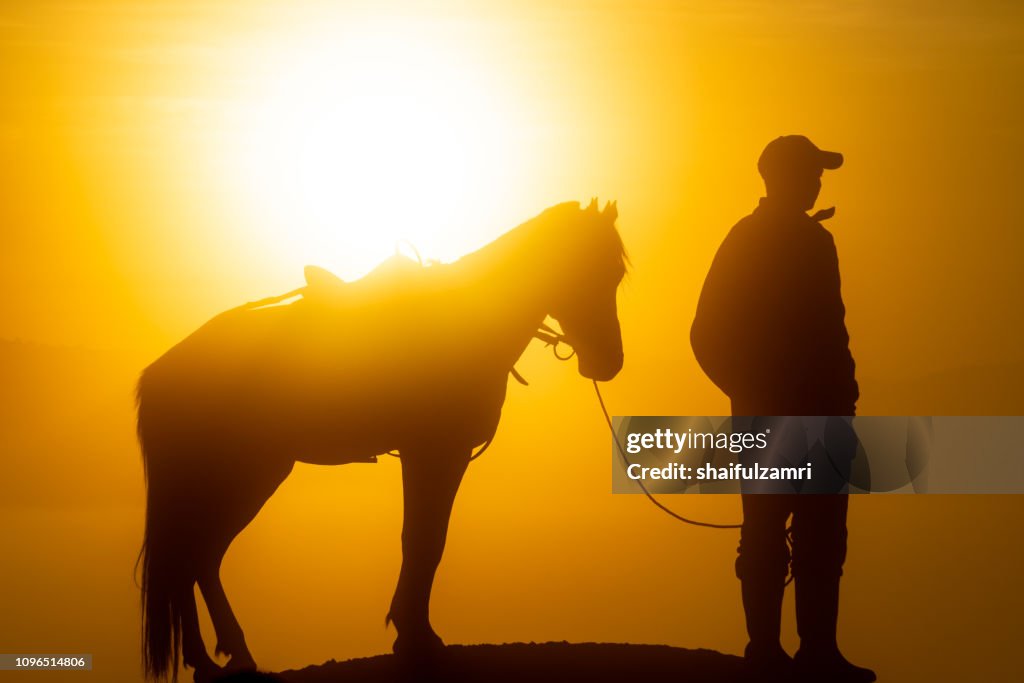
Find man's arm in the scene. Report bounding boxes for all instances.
[811,232,859,414]
[693,218,825,411]
[692,225,779,400]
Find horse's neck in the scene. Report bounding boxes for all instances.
[450,218,561,364]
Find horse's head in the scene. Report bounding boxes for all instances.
[545,199,627,382]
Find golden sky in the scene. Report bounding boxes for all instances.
[1,2,1023,681]
[3,0,1023,378]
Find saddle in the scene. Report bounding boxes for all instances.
[238,253,427,312]
[302,254,426,305]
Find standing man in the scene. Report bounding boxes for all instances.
[691,135,875,682]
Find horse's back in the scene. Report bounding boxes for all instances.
[137,269,504,454]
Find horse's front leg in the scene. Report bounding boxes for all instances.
[387,443,471,661]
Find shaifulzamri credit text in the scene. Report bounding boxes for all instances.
[625,461,813,481]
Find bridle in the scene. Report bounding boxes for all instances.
[533,322,576,361]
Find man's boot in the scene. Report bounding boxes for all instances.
[794,574,875,682]
[740,576,791,681]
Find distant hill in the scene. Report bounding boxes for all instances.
[215,642,745,683]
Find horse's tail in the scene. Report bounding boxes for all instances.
[137,370,191,682]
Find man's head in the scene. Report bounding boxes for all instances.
[758,135,843,211]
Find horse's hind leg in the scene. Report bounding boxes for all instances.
[197,458,293,673]
[388,446,471,660]
[181,581,221,683]
[199,555,255,673]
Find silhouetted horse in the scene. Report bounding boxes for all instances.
[137,200,626,682]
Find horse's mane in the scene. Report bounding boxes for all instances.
[452,200,627,280]
[243,200,627,319]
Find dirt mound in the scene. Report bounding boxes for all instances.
[217,641,744,683]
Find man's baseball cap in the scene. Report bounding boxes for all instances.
[758,135,843,179]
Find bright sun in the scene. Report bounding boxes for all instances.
[228,19,529,280]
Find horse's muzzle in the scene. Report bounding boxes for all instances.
[579,350,623,382]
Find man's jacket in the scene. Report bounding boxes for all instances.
[691,198,858,416]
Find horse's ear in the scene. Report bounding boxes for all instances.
[587,197,599,212]
[603,200,618,221]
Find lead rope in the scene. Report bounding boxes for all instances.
[592,380,742,529]
[530,324,742,529]
[594,378,801,583]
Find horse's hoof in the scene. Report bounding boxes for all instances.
[392,630,446,666]
[223,654,258,674]
[192,662,224,683]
